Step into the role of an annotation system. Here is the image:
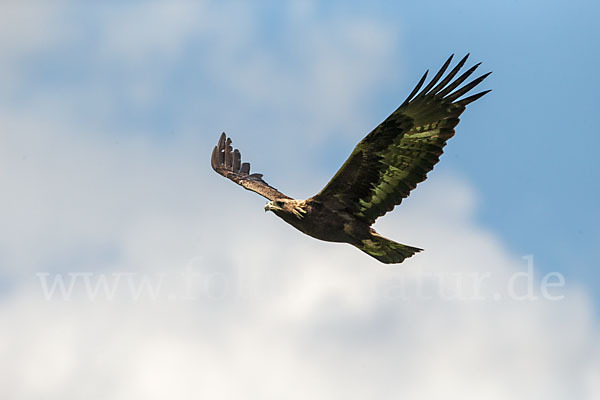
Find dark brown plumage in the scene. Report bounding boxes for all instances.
[211,54,490,264]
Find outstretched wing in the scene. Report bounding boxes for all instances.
[211,133,291,201]
[311,54,490,224]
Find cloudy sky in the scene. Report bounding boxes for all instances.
[1,1,599,399]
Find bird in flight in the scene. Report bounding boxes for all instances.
[212,54,490,264]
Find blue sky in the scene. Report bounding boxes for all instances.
[1,1,599,398]
[17,0,596,286]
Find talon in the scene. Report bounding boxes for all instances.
[292,205,307,219]
[292,207,305,219]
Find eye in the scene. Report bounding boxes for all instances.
[275,201,284,207]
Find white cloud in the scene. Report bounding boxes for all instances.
[0,2,599,399]
[0,1,70,94]
[0,2,65,52]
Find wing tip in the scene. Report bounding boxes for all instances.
[211,145,219,170]
[212,132,255,176]
[405,54,490,103]
[401,69,429,106]
[455,89,492,106]
[446,70,492,103]
[218,132,226,149]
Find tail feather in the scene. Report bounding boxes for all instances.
[356,233,422,264]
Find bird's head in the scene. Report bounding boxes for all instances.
[264,199,307,219]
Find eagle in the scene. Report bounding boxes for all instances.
[211,54,490,264]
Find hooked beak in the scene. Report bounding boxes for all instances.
[264,202,281,212]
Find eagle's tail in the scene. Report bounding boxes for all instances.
[356,232,422,264]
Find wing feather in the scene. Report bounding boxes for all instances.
[419,53,454,95]
[311,55,491,224]
[211,133,290,201]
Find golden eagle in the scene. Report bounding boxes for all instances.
[212,54,490,264]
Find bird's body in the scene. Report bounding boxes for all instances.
[266,198,421,264]
[268,199,363,243]
[211,54,490,264]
